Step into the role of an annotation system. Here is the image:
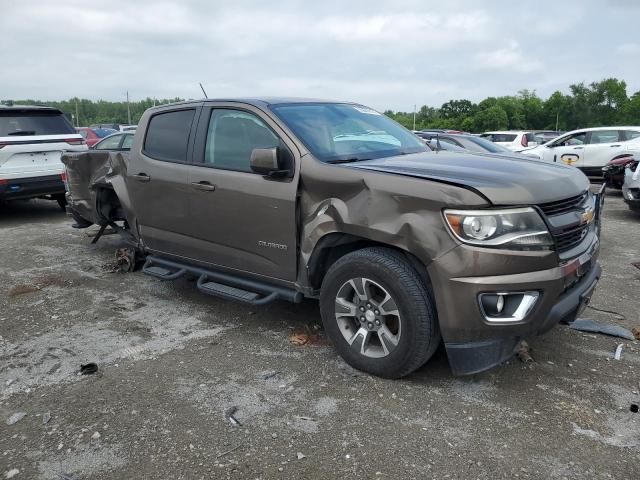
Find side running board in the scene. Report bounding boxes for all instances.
[142,256,302,305]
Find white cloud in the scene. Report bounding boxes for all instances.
[0,0,639,109]
[475,41,544,73]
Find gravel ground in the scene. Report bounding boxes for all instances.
[1,192,639,480]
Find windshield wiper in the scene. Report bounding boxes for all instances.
[326,157,372,164]
[6,130,37,136]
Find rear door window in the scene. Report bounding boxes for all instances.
[588,130,621,144]
[624,130,640,141]
[144,109,196,162]
[0,109,76,136]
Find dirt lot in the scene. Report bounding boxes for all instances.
[1,192,639,480]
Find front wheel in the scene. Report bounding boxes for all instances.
[319,247,441,379]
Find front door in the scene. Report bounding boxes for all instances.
[182,105,300,283]
[549,130,587,168]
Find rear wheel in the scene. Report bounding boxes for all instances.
[319,247,440,378]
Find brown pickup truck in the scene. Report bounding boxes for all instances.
[62,98,603,378]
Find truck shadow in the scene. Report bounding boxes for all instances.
[0,199,66,225]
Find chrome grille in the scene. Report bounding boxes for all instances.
[538,192,587,216]
[554,225,589,252]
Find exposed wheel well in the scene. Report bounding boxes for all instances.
[307,233,434,292]
[95,187,125,224]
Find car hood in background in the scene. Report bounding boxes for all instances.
[349,151,590,205]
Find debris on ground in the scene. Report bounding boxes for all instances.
[297,452,306,460]
[288,329,325,346]
[8,274,70,297]
[633,327,640,341]
[6,412,27,426]
[79,363,98,375]
[614,344,624,360]
[516,340,534,363]
[631,404,639,413]
[42,412,51,425]
[224,406,242,426]
[5,469,19,479]
[216,445,241,458]
[568,318,635,340]
[91,431,101,440]
[261,371,279,380]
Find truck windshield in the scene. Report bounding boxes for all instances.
[270,103,428,163]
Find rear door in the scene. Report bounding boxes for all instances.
[582,129,624,173]
[182,103,300,282]
[125,105,201,256]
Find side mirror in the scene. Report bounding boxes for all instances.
[250,147,293,178]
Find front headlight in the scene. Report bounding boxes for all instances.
[443,207,553,250]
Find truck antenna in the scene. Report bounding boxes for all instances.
[199,83,208,99]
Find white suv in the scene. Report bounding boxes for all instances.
[479,131,538,151]
[0,103,87,208]
[520,127,640,177]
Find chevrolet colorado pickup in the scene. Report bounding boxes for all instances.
[62,98,603,378]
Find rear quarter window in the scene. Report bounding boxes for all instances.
[0,109,76,136]
[143,109,196,162]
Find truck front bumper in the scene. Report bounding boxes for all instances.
[428,235,601,375]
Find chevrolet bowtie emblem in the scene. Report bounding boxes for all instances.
[581,207,595,225]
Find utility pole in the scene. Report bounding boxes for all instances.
[413,104,416,131]
[555,112,559,132]
[75,98,79,127]
[126,91,132,125]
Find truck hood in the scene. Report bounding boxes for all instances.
[349,151,590,205]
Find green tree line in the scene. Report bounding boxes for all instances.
[13,97,185,127]
[385,78,640,132]
[12,78,640,132]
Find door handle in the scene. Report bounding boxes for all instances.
[573,147,583,150]
[610,144,621,147]
[132,173,151,182]
[191,181,216,192]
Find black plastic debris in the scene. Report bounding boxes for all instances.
[224,406,242,426]
[80,363,98,375]
[631,404,639,413]
[568,319,635,340]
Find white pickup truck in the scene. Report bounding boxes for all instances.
[0,103,87,208]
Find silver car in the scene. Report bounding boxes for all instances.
[622,160,640,213]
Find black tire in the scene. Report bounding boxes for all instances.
[319,247,441,379]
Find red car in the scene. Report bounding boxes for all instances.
[76,127,117,147]
[602,154,637,189]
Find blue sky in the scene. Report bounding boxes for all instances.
[2,0,639,111]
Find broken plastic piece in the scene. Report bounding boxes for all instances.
[614,344,624,360]
[80,363,98,375]
[224,406,242,426]
[568,319,635,340]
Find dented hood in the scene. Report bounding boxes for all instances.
[349,151,590,205]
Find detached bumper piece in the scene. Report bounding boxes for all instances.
[142,256,303,305]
